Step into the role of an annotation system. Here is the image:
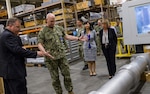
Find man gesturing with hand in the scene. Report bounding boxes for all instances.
[0,18,45,94]
[38,13,86,94]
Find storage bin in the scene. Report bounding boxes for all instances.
[94,0,104,5]
[24,20,43,28]
[12,4,35,14]
[82,1,92,9]
[52,8,72,15]
[55,14,73,21]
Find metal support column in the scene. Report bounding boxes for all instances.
[61,0,67,32]
[100,0,104,20]
[6,0,13,18]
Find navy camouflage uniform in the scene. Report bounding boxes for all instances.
[38,25,73,94]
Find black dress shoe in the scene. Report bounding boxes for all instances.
[109,76,112,79]
[82,65,88,70]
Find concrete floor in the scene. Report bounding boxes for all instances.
[26,56,150,94]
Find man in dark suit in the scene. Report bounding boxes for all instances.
[99,20,117,79]
[0,18,46,94]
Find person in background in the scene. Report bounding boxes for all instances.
[81,21,97,76]
[109,22,117,34]
[115,19,122,37]
[0,18,45,94]
[76,19,88,70]
[99,19,117,79]
[94,19,103,55]
[0,24,4,36]
[115,19,124,51]
[38,13,86,94]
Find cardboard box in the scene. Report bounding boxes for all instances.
[143,45,150,53]
[146,72,150,82]
[55,14,73,21]
[68,5,75,12]
[94,0,104,5]
[0,10,7,17]
[76,2,83,10]
[82,1,91,9]
[24,20,43,28]
[141,71,150,82]
[52,8,72,15]
[76,1,91,10]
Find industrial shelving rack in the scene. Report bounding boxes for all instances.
[0,0,119,63]
[14,0,80,63]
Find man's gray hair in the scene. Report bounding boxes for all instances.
[46,13,55,19]
[6,18,21,26]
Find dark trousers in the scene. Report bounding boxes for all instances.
[102,45,116,76]
[4,78,27,94]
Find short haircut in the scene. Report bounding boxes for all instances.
[77,18,83,23]
[46,13,55,19]
[6,18,21,26]
[97,19,102,22]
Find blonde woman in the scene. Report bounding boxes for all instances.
[99,20,117,79]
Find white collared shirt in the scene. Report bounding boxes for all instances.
[102,30,109,44]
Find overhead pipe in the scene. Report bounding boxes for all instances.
[89,53,150,94]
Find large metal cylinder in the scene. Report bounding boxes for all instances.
[89,53,150,94]
[96,70,134,94]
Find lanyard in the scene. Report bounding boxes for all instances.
[87,34,91,49]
